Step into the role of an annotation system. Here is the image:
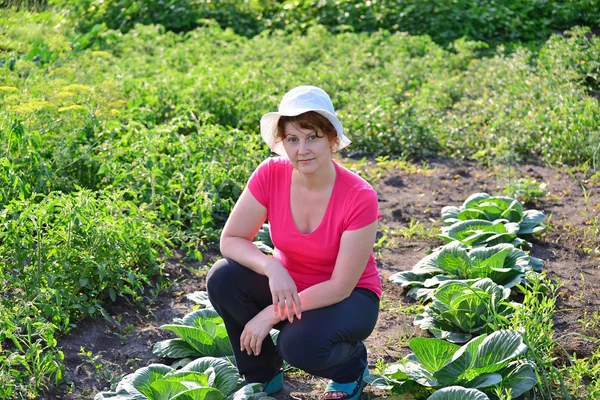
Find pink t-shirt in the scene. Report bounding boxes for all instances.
[247,157,382,298]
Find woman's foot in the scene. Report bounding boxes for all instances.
[322,367,368,400]
[253,370,284,395]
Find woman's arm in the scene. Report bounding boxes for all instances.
[220,186,271,273]
[298,219,379,311]
[221,186,302,322]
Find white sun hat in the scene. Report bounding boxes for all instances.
[260,85,351,157]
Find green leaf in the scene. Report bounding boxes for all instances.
[441,206,460,225]
[443,220,506,245]
[389,271,430,287]
[181,309,223,327]
[463,373,501,388]
[382,363,411,381]
[181,357,240,395]
[457,209,489,221]
[129,364,174,398]
[434,335,487,385]
[436,242,472,276]
[169,388,224,400]
[150,380,188,400]
[499,361,537,397]
[426,386,490,400]
[153,339,203,359]
[474,248,511,271]
[109,287,117,302]
[161,325,232,357]
[409,337,460,374]
[186,291,213,308]
[463,193,491,209]
[472,330,527,374]
[433,282,471,308]
[529,257,544,271]
[519,209,545,230]
[162,371,211,386]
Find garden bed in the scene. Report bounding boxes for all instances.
[48,157,600,399]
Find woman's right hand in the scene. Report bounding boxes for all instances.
[264,259,302,323]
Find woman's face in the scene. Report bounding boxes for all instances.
[282,122,333,175]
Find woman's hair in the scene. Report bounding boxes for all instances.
[275,111,340,148]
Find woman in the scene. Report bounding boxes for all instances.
[207,86,381,400]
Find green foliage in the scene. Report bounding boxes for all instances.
[507,273,564,399]
[95,356,276,400]
[1,8,600,398]
[0,190,169,397]
[0,190,168,330]
[94,119,264,241]
[56,0,600,46]
[389,242,539,300]
[441,193,546,235]
[0,315,64,399]
[438,220,527,248]
[266,0,600,45]
[427,386,490,400]
[253,223,274,255]
[443,27,600,165]
[366,330,537,398]
[153,309,233,359]
[414,279,517,343]
[503,177,549,204]
[58,0,273,36]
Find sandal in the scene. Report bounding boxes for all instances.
[323,367,368,400]
[251,370,284,395]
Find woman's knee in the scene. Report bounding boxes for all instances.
[206,258,238,299]
[277,324,332,371]
[277,328,312,370]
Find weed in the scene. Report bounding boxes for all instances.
[578,311,600,338]
[504,177,549,204]
[112,316,135,345]
[510,273,564,399]
[560,345,600,400]
[77,347,123,390]
[379,299,423,316]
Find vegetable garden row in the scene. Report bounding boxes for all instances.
[369,193,547,399]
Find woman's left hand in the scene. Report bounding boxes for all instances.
[240,306,281,356]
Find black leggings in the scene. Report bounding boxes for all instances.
[206,258,379,384]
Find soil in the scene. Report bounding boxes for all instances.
[45,158,600,400]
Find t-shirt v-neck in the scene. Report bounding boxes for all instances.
[288,163,338,236]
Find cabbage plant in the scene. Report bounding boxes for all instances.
[253,223,273,255]
[414,279,518,343]
[152,307,279,365]
[186,291,213,309]
[437,219,530,248]
[153,309,233,359]
[95,356,274,400]
[441,193,546,235]
[389,242,543,300]
[365,330,537,398]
